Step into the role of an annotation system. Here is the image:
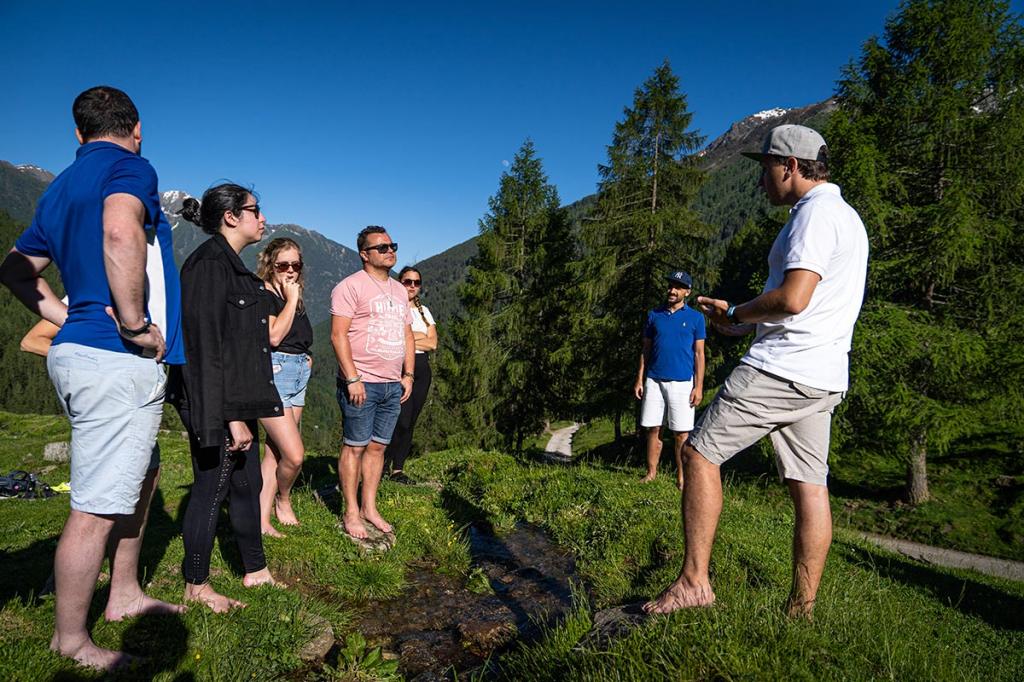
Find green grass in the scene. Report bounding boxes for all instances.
[0,411,469,681]
[1,410,1021,679]
[408,448,1024,681]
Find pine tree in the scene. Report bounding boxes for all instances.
[578,61,715,440]
[443,140,571,450]
[828,0,1024,503]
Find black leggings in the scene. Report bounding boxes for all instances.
[180,413,266,585]
[384,353,432,471]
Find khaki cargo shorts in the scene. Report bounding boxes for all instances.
[689,363,844,486]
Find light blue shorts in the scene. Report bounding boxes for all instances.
[271,351,311,408]
[47,343,166,515]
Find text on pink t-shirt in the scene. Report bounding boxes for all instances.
[330,270,413,382]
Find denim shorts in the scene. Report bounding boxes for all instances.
[47,343,166,515]
[336,381,402,446]
[272,351,311,408]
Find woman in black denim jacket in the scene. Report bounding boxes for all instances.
[171,183,284,612]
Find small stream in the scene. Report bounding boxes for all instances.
[358,522,577,679]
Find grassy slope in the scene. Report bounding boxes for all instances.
[407,449,1023,681]
[1,411,1020,680]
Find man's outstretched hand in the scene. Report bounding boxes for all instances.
[696,296,755,337]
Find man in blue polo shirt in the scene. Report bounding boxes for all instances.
[0,86,184,671]
[634,269,706,489]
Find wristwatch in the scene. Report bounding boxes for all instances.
[119,320,151,338]
[402,371,415,379]
[726,305,741,324]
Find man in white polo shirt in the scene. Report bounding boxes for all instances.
[644,124,869,618]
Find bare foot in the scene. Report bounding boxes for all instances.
[643,577,716,614]
[343,514,369,539]
[785,596,816,620]
[640,472,657,483]
[275,496,300,526]
[677,476,685,491]
[262,523,285,538]
[104,592,186,622]
[361,511,393,534]
[243,568,287,589]
[184,583,246,613]
[50,635,138,671]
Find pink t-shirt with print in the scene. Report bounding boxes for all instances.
[330,270,413,382]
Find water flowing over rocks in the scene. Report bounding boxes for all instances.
[357,523,577,677]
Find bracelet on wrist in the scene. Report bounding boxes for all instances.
[726,304,740,324]
[346,374,362,385]
[402,371,415,379]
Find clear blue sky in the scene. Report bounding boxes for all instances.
[2,0,997,262]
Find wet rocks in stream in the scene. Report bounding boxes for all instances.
[358,523,576,677]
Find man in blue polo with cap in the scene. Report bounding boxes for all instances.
[633,269,706,489]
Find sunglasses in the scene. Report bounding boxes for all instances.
[401,278,421,287]
[273,260,303,273]
[239,204,261,218]
[363,242,399,254]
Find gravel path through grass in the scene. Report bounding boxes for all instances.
[543,422,579,460]
[854,531,1024,581]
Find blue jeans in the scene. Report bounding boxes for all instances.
[271,351,311,408]
[336,381,402,446]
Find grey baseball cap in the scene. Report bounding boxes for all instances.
[741,124,827,162]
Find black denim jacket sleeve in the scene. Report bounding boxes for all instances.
[181,258,229,446]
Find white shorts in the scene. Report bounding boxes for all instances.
[640,377,695,432]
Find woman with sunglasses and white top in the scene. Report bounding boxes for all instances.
[383,266,436,484]
[255,238,313,536]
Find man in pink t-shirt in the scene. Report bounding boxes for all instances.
[330,226,415,539]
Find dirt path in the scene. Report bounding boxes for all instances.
[544,423,580,460]
[851,531,1024,582]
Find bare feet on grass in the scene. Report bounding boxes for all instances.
[275,496,300,526]
[640,471,657,483]
[243,568,287,589]
[50,635,138,672]
[184,583,246,613]
[104,591,186,622]
[677,476,685,491]
[343,514,369,539]
[643,576,716,614]
[362,511,393,534]
[261,523,285,538]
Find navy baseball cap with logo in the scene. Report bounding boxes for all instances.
[666,270,692,288]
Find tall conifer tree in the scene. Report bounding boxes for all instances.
[443,140,572,450]
[579,61,714,439]
[829,0,1024,503]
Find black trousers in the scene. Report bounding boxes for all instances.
[384,353,432,471]
[179,411,266,585]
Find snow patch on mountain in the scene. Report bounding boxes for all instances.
[751,107,789,120]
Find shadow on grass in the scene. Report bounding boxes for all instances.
[832,540,1024,631]
[50,612,189,680]
[0,488,177,607]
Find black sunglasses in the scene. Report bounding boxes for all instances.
[401,278,421,286]
[273,260,303,273]
[239,204,261,218]
[363,242,399,254]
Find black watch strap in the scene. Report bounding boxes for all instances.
[120,321,151,338]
